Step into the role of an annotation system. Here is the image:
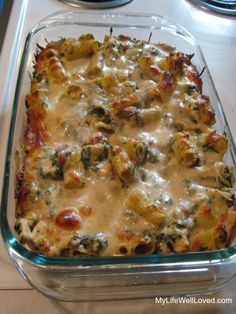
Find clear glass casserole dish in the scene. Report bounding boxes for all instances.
[1,11,236,302]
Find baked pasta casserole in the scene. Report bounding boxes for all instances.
[15,33,236,257]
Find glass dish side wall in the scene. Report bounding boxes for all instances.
[9,248,236,301]
[1,12,236,300]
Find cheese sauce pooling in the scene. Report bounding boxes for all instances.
[15,34,236,257]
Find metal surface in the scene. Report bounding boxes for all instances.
[58,0,134,9]
[0,0,13,52]
[190,0,236,15]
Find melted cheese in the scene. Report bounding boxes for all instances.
[15,34,236,257]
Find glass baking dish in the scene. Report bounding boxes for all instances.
[1,11,236,302]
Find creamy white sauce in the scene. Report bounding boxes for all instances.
[18,35,234,256]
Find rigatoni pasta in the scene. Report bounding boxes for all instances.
[15,33,236,257]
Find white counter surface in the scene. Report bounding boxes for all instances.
[0,0,236,312]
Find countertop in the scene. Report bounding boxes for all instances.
[0,0,236,313]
